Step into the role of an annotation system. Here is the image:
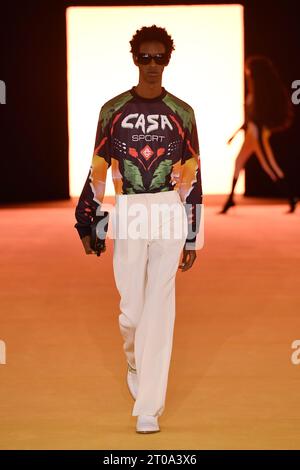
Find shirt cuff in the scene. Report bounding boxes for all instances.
[184,235,196,250]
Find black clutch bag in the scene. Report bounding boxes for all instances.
[90,211,109,256]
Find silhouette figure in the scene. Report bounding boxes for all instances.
[220,55,297,214]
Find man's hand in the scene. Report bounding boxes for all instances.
[179,248,197,272]
[81,234,106,256]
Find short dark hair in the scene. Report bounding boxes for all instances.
[129,24,175,64]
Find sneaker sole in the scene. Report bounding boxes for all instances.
[136,429,160,434]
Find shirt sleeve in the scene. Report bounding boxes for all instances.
[74,106,111,239]
[178,108,203,250]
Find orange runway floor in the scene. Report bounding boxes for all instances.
[0,195,300,450]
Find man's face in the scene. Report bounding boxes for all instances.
[133,41,168,83]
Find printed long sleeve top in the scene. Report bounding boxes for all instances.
[74,86,203,249]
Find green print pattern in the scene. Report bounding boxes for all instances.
[123,159,145,191]
[162,94,195,133]
[149,159,173,191]
[123,159,174,192]
[100,91,133,131]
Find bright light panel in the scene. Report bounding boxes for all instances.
[66,5,244,197]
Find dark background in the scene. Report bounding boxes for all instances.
[0,0,299,203]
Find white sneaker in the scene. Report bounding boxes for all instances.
[126,363,138,400]
[136,415,160,434]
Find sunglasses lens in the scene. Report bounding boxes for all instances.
[137,54,151,64]
[155,55,168,65]
[137,54,168,65]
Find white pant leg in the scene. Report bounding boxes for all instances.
[132,191,187,417]
[112,196,149,371]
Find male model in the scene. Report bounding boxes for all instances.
[74,24,203,434]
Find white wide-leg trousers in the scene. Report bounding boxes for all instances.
[112,189,188,417]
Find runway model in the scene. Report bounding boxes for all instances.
[74,25,203,433]
[220,55,297,214]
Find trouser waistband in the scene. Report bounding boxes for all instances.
[115,190,181,205]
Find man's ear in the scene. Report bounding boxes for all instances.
[132,54,138,66]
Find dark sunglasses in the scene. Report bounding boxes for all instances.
[136,53,169,65]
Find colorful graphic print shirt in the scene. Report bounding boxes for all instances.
[74,86,203,249]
